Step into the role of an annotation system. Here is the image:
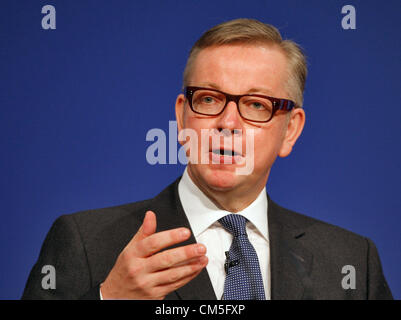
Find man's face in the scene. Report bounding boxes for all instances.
[175,44,305,195]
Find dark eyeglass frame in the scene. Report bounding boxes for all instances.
[184,86,298,123]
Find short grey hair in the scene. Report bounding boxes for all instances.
[183,18,307,107]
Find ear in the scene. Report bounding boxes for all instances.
[278,108,306,158]
[175,94,186,146]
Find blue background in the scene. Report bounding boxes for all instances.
[1,0,400,299]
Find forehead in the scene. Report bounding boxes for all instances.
[189,44,288,96]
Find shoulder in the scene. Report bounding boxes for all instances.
[64,198,152,232]
[269,199,393,299]
[268,199,370,252]
[56,177,181,242]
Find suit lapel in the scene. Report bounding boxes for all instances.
[268,197,314,300]
[149,178,217,300]
[149,178,314,300]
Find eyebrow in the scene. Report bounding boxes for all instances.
[196,82,275,96]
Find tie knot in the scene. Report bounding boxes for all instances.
[219,214,248,237]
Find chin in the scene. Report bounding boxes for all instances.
[202,165,243,191]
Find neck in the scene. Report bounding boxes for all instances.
[187,166,269,213]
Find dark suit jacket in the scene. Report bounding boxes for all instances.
[22,177,393,300]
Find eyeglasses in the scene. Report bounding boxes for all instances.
[184,86,297,123]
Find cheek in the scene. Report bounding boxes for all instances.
[182,116,212,156]
[184,115,214,139]
[184,114,211,131]
[251,127,284,168]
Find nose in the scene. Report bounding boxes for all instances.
[215,100,243,135]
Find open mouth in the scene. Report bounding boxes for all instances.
[211,148,243,157]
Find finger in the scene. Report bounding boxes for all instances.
[130,211,157,245]
[153,255,208,287]
[146,243,207,272]
[134,227,191,258]
[155,264,206,298]
[141,211,157,237]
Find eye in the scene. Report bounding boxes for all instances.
[241,97,272,111]
[202,96,215,104]
[250,102,265,110]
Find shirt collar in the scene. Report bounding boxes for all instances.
[178,167,269,241]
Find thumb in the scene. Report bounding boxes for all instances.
[131,210,157,244]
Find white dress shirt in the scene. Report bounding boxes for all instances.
[178,167,271,300]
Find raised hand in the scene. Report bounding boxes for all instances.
[100,210,208,299]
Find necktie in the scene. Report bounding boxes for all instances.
[219,214,266,300]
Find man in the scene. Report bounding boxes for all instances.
[22,18,393,300]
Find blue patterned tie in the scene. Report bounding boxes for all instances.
[219,214,266,300]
